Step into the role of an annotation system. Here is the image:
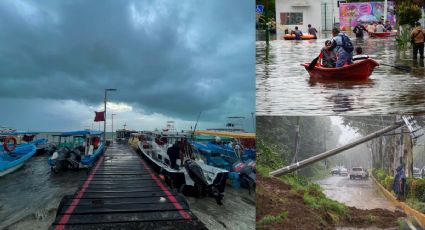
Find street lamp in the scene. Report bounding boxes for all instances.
[104,88,117,144]
[111,113,116,143]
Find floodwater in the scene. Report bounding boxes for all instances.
[256,34,425,115]
[317,175,395,210]
[0,135,255,229]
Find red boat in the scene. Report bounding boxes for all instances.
[301,59,379,81]
[369,32,395,38]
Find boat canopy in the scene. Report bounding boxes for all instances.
[61,130,103,136]
[195,134,234,142]
[194,130,255,139]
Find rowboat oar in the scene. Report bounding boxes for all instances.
[353,55,411,72]
[379,63,411,72]
[307,52,322,70]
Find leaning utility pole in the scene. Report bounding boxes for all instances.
[270,120,405,177]
[291,117,301,164]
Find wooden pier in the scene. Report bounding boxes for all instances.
[51,143,206,230]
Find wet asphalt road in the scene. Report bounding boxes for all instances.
[317,175,395,211]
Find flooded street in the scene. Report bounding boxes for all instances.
[256,34,425,115]
[317,175,395,211]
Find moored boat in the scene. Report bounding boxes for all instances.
[369,31,395,38]
[48,130,104,173]
[0,143,36,176]
[301,59,379,81]
[0,131,49,154]
[283,34,316,40]
[137,131,228,204]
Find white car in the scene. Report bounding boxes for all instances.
[339,168,348,176]
[350,167,368,180]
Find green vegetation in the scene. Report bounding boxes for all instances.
[257,211,288,226]
[373,168,425,214]
[396,1,422,27]
[372,169,394,191]
[395,25,412,50]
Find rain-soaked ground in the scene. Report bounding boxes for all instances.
[256,32,425,115]
[0,138,255,230]
[317,175,395,211]
[317,175,421,229]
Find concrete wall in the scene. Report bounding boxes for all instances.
[275,0,322,35]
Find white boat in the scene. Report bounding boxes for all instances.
[137,131,229,205]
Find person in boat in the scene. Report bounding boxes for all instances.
[329,28,354,67]
[411,21,425,59]
[375,21,385,33]
[367,23,375,34]
[291,26,303,40]
[384,20,392,32]
[352,23,367,38]
[319,40,336,68]
[352,47,369,62]
[307,24,318,39]
[284,28,289,35]
[167,141,180,170]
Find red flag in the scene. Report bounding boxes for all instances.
[94,111,105,122]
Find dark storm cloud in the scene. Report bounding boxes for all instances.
[0,0,255,123]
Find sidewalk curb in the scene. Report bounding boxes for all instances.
[371,175,425,229]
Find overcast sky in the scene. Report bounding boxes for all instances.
[0,0,255,132]
[330,116,361,145]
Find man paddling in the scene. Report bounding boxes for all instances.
[329,28,354,67]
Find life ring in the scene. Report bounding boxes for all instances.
[3,136,17,153]
[92,137,100,149]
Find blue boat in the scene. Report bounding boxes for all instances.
[0,131,49,154]
[0,143,37,176]
[48,130,104,173]
[190,134,256,191]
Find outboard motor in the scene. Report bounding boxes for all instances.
[51,147,71,173]
[185,159,225,205]
[233,161,256,194]
[51,147,81,173]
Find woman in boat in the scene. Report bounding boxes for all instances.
[319,40,336,68]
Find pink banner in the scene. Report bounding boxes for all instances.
[339,2,396,31]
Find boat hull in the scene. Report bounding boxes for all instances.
[369,32,395,38]
[302,59,379,81]
[283,34,316,40]
[0,144,36,176]
[0,163,23,176]
[138,144,187,189]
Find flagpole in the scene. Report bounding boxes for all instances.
[104,88,117,144]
